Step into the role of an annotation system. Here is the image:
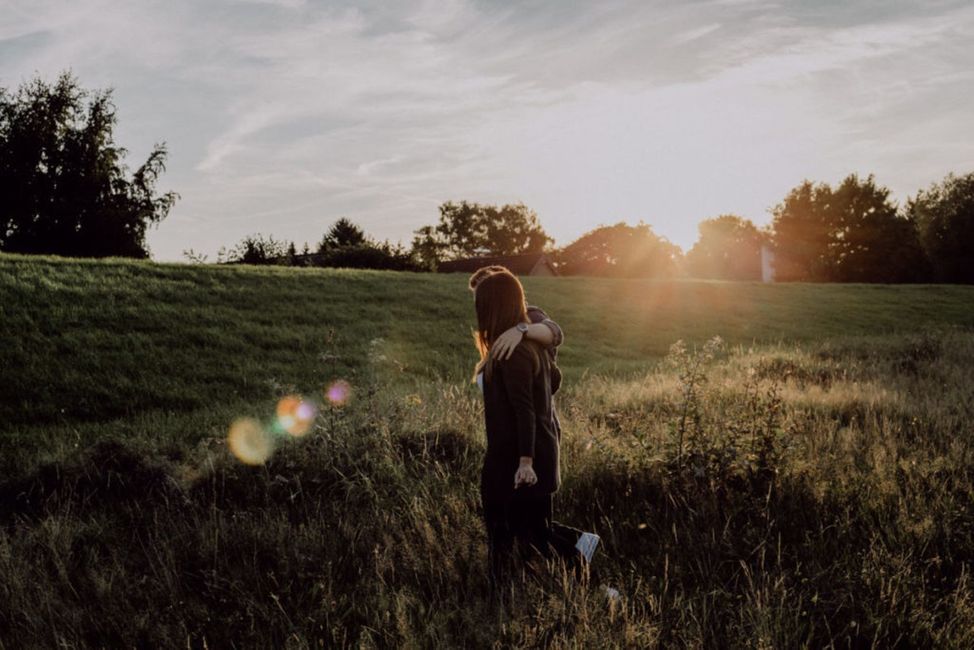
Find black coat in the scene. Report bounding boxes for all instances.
[480,341,561,504]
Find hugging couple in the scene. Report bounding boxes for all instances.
[468,265,615,602]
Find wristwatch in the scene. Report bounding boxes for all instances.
[516,323,529,334]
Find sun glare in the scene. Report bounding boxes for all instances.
[275,395,317,437]
[227,417,273,465]
[325,380,351,406]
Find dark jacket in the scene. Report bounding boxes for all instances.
[480,341,561,503]
[526,305,563,425]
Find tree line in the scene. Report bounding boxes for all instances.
[3,73,972,283]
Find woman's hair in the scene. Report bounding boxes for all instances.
[472,268,540,382]
[468,265,509,291]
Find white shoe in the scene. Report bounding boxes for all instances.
[575,532,600,563]
[601,585,621,601]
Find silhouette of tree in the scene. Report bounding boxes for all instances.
[319,217,367,251]
[411,201,551,263]
[769,181,833,281]
[0,72,177,258]
[223,233,289,265]
[772,175,929,282]
[907,172,974,283]
[410,224,441,269]
[316,241,424,271]
[827,175,929,282]
[555,222,680,277]
[686,215,765,280]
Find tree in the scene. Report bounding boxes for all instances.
[315,241,425,271]
[907,172,974,283]
[554,222,681,278]
[686,215,765,280]
[769,181,833,282]
[318,217,367,251]
[222,233,289,265]
[771,174,929,282]
[410,201,552,263]
[827,175,929,283]
[410,225,442,269]
[0,72,177,258]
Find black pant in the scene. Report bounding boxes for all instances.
[483,489,585,592]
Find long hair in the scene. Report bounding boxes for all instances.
[472,268,540,382]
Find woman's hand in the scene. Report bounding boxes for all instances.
[514,457,538,489]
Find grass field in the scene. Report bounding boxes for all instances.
[2,253,974,647]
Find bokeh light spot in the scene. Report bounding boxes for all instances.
[325,380,351,406]
[228,417,273,465]
[276,395,316,437]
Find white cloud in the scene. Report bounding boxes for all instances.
[1,0,972,258]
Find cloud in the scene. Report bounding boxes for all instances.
[1,0,972,258]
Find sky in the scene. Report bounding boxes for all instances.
[2,0,973,261]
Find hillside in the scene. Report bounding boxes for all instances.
[3,252,973,468]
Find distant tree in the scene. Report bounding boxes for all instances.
[410,224,442,269]
[0,72,177,258]
[907,172,974,283]
[771,174,929,282]
[555,222,681,277]
[686,215,765,280]
[223,233,289,265]
[182,248,208,264]
[315,241,425,271]
[285,241,298,265]
[319,217,367,251]
[769,181,833,282]
[411,201,552,263]
[827,175,929,283]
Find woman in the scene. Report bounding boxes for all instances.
[471,267,594,593]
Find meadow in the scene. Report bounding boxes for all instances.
[2,253,974,647]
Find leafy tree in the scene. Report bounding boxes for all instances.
[0,72,177,258]
[222,233,289,265]
[686,215,765,280]
[907,172,974,283]
[318,217,368,251]
[827,175,929,283]
[769,181,833,282]
[771,174,929,282]
[410,225,442,269]
[315,242,425,271]
[555,222,681,277]
[411,201,552,263]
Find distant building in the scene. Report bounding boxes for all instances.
[761,244,775,282]
[436,253,558,277]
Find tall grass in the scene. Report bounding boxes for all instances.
[2,255,974,646]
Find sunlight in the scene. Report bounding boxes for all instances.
[227,417,273,465]
[275,395,317,437]
[325,380,351,406]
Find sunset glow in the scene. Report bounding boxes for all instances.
[4,1,971,258]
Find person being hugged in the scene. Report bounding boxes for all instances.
[471,267,596,595]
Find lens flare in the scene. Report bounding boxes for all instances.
[325,380,351,406]
[275,395,316,437]
[227,417,273,465]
